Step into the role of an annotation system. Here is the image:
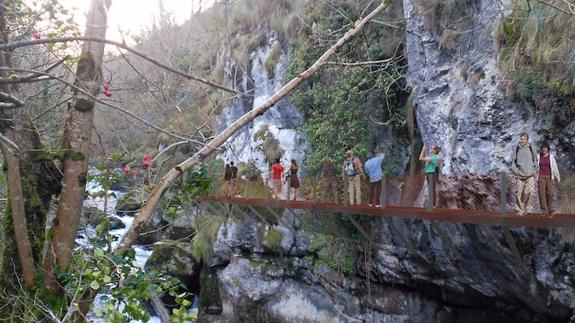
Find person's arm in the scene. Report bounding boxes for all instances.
[510,148,519,175]
[354,158,364,175]
[551,155,561,183]
[532,146,539,176]
[419,145,430,162]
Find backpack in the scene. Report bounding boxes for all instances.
[344,158,358,176]
[514,145,536,167]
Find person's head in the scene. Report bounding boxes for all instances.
[291,159,298,167]
[346,150,353,159]
[230,161,234,166]
[367,152,374,159]
[519,132,529,146]
[541,143,550,155]
[431,146,441,154]
[325,157,332,164]
[225,163,230,171]
[275,158,280,164]
[375,150,385,156]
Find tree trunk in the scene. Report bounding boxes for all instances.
[0,6,63,318]
[43,0,111,290]
[120,0,394,250]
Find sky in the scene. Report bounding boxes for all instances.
[47,0,216,43]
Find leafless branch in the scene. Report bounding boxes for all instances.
[0,91,24,106]
[0,36,244,95]
[535,0,574,15]
[0,66,205,145]
[325,57,396,66]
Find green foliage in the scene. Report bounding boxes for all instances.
[263,229,284,249]
[183,168,214,198]
[310,233,357,274]
[237,160,261,181]
[497,0,575,122]
[284,1,408,172]
[191,214,225,263]
[254,124,284,164]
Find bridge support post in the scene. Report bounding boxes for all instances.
[499,171,507,217]
[427,175,433,212]
[286,177,291,201]
[311,176,317,205]
[265,177,269,202]
[343,176,349,207]
[245,179,249,199]
[380,174,387,209]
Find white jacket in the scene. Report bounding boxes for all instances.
[536,154,561,182]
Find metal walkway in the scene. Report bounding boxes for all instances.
[200,197,575,228]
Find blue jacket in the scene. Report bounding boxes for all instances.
[364,155,385,183]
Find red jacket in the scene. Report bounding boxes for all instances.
[272,163,284,180]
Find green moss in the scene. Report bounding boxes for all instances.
[63,150,86,161]
[74,96,93,112]
[309,233,357,275]
[191,215,225,263]
[263,229,283,250]
[264,42,283,78]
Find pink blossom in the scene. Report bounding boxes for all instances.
[32,33,41,39]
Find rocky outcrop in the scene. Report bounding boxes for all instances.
[192,205,575,322]
[403,0,575,210]
[145,241,201,293]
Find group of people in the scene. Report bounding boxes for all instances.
[510,132,561,215]
[222,131,561,215]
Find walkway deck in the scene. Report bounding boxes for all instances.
[200,197,575,228]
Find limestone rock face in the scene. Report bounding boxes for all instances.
[403,0,575,210]
[194,205,574,323]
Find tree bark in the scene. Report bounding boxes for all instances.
[0,1,37,288]
[119,0,394,250]
[43,0,111,289]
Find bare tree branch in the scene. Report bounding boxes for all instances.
[0,36,244,95]
[0,91,24,106]
[0,66,205,145]
[325,57,397,66]
[119,0,395,251]
[535,0,574,14]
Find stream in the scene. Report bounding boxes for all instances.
[78,171,159,322]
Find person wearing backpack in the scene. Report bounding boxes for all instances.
[536,143,560,215]
[342,150,364,206]
[510,132,538,215]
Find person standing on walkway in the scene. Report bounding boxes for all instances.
[230,161,239,198]
[343,150,364,206]
[536,143,560,215]
[364,151,386,207]
[271,158,285,199]
[320,157,339,203]
[419,145,442,208]
[510,132,538,215]
[288,159,300,201]
[223,163,232,198]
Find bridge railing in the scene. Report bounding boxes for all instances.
[203,171,575,215]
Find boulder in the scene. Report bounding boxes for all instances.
[144,240,201,294]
